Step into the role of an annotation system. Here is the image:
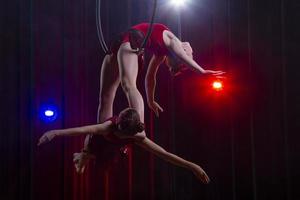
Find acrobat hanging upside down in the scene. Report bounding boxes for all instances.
[38,108,210,183]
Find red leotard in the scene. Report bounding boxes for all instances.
[110,23,170,56]
[89,117,134,154]
[131,23,170,55]
[103,116,134,145]
[88,117,134,161]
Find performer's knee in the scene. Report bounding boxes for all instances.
[121,80,137,94]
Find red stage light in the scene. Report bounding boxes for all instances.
[212,80,223,91]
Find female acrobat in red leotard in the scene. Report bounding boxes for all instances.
[77,23,225,172]
[38,108,210,183]
[97,23,224,123]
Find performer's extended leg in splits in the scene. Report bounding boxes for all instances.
[38,108,210,184]
[74,23,225,172]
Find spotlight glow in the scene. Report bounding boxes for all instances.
[44,110,54,117]
[40,104,58,122]
[212,81,223,91]
[170,0,187,7]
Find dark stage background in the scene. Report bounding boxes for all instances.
[1,0,300,199]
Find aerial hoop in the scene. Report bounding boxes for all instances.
[96,0,109,53]
[96,0,158,54]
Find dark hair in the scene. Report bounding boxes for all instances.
[165,55,187,76]
[117,108,145,135]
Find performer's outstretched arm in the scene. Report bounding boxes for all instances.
[37,121,112,146]
[135,137,210,183]
[145,54,166,116]
[163,31,224,76]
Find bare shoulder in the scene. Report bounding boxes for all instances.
[134,136,157,148]
[93,120,114,136]
[163,30,180,48]
[163,30,175,39]
[163,30,174,46]
[132,132,146,143]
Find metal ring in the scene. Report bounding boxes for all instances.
[96,0,158,54]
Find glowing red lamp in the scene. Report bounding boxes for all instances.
[212,80,223,91]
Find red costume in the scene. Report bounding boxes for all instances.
[110,23,170,56]
[103,116,134,145]
[87,117,133,200]
[88,117,133,162]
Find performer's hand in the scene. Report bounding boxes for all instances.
[192,165,210,184]
[73,151,95,174]
[203,70,225,77]
[148,101,163,117]
[37,130,57,146]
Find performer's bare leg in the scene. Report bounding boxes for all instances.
[74,54,120,172]
[118,42,145,123]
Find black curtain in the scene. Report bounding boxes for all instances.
[1,0,299,199]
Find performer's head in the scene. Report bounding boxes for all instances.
[165,41,192,76]
[165,55,187,76]
[117,108,145,135]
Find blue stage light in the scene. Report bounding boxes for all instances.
[44,110,54,117]
[39,104,58,122]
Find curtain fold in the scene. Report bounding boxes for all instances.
[1,0,299,199]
